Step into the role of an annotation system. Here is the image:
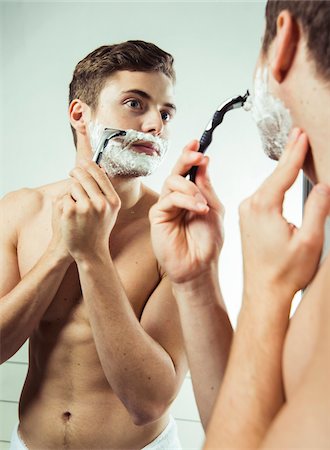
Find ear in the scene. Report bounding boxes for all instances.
[68,99,91,136]
[270,10,300,83]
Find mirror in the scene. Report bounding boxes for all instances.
[0,2,303,449]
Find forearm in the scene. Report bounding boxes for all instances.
[76,252,178,423]
[172,269,233,429]
[205,290,291,449]
[0,249,71,363]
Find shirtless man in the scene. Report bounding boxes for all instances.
[0,40,193,450]
[150,1,330,447]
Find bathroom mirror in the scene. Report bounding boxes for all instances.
[0,2,303,449]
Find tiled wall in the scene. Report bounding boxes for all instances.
[0,342,204,449]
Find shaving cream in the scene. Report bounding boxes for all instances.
[89,122,168,177]
[251,67,292,160]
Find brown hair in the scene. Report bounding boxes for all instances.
[69,40,175,146]
[262,1,330,81]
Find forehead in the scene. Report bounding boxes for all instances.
[99,70,175,104]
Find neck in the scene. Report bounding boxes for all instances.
[110,176,143,210]
[75,146,143,210]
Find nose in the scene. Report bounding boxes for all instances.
[141,108,164,136]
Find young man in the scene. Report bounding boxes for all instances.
[0,40,193,450]
[150,1,330,447]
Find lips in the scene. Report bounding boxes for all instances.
[130,141,159,156]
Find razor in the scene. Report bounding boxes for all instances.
[92,128,127,165]
[188,90,250,182]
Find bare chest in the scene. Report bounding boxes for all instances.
[17,208,160,324]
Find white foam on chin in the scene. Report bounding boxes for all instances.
[88,122,168,177]
[251,67,292,160]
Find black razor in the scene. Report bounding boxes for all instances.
[92,128,127,165]
[188,90,250,182]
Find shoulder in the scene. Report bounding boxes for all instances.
[0,187,44,221]
[0,179,70,233]
[0,188,44,246]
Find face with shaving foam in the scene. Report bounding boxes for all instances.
[86,71,175,177]
[89,123,169,177]
[250,67,293,160]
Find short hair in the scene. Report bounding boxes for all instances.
[69,40,176,146]
[262,1,330,81]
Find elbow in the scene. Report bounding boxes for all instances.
[130,400,170,426]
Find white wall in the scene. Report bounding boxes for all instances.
[0,1,303,449]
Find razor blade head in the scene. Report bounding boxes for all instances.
[103,128,127,139]
[92,128,127,163]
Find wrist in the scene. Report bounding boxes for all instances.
[237,300,290,344]
[172,266,225,308]
[243,279,295,308]
[73,247,111,269]
[241,285,292,327]
[45,245,73,268]
[172,265,218,290]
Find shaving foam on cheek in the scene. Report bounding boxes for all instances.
[89,121,105,152]
[251,67,292,160]
[88,122,168,177]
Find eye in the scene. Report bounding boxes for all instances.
[161,111,172,122]
[125,99,142,110]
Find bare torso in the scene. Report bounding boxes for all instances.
[14,180,169,450]
[283,250,330,400]
[10,174,323,448]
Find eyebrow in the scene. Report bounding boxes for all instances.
[122,89,177,112]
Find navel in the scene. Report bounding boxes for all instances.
[62,411,72,421]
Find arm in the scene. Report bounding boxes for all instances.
[149,141,233,428]
[0,190,73,363]
[77,256,187,425]
[60,161,187,425]
[172,272,232,428]
[205,128,330,448]
[259,288,330,449]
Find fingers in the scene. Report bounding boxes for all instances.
[161,140,208,199]
[51,196,64,222]
[69,166,101,199]
[158,173,209,215]
[165,174,203,198]
[256,128,309,210]
[169,140,205,177]
[159,141,224,219]
[159,172,210,215]
[298,183,330,247]
[69,160,120,207]
[80,160,118,201]
[62,193,76,216]
[151,191,209,223]
[195,157,224,213]
[70,181,90,204]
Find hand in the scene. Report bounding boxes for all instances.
[239,128,330,305]
[47,196,74,263]
[59,160,121,259]
[149,140,225,284]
